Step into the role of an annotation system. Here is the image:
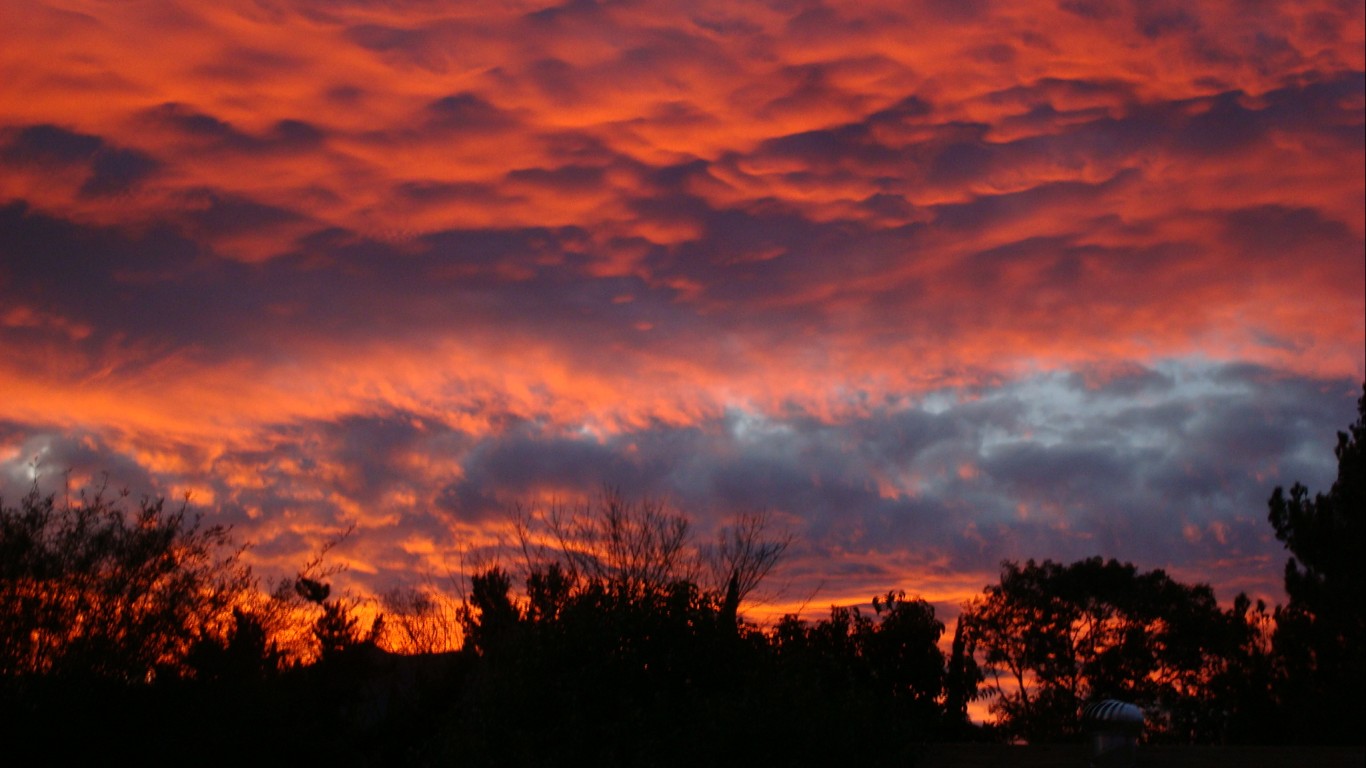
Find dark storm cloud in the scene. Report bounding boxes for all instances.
[1218,204,1364,272]
[0,202,242,355]
[393,180,511,206]
[143,104,329,154]
[0,201,674,362]
[959,367,1356,568]
[1,124,160,196]
[437,426,649,522]
[424,93,519,133]
[81,149,161,197]
[422,364,1355,583]
[3,124,104,164]
[738,71,1363,203]
[180,191,308,238]
[343,22,466,73]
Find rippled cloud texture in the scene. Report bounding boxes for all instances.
[2,0,1362,616]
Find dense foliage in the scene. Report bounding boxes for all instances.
[959,557,1252,743]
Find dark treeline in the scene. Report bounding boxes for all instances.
[1,386,1362,765]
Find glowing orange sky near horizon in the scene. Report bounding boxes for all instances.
[1,0,1363,635]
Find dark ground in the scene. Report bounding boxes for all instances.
[917,743,1365,767]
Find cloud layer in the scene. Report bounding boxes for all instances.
[2,0,1362,618]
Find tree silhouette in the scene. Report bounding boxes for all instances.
[943,608,983,736]
[187,607,283,681]
[0,483,277,764]
[962,557,1242,743]
[868,590,948,724]
[1266,382,1365,743]
[0,483,252,683]
[378,585,461,654]
[703,509,792,613]
[19,457,1349,761]
[444,492,899,766]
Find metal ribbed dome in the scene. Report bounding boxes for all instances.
[1083,699,1144,725]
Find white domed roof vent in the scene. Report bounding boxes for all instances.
[1083,699,1144,726]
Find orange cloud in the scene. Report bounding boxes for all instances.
[1,0,1361,632]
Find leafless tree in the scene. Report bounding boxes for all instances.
[538,487,695,599]
[498,487,790,623]
[703,509,792,618]
[378,584,462,654]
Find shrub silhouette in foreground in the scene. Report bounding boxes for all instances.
[0,483,253,683]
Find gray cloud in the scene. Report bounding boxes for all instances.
[2,124,159,196]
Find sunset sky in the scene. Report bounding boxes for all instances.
[1,0,1362,622]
